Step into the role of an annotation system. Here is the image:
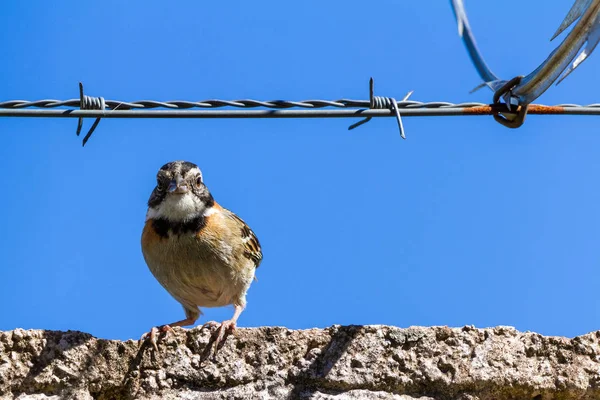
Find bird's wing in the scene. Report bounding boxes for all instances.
[224,211,263,268]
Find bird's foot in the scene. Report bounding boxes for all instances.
[200,319,236,361]
[139,325,173,352]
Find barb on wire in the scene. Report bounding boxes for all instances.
[450,0,600,127]
[76,83,105,146]
[347,78,413,139]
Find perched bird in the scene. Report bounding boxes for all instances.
[141,161,262,352]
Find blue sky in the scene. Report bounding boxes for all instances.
[1,1,599,341]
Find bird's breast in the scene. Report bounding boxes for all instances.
[141,217,253,308]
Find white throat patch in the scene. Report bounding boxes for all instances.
[146,192,207,221]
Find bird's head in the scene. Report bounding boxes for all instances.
[146,161,214,221]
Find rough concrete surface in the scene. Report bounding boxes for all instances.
[1,325,600,399]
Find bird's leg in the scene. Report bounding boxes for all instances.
[201,304,243,335]
[216,304,244,343]
[201,304,245,360]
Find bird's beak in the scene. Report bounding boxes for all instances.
[168,175,189,194]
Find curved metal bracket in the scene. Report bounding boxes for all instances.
[450,0,600,127]
[492,76,528,128]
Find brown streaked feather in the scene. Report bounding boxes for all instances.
[211,203,262,268]
[191,202,262,269]
[230,212,263,268]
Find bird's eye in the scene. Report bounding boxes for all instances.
[196,176,202,186]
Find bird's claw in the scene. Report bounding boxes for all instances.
[139,325,173,352]
[200,320,236,362]
[201,320,220,330]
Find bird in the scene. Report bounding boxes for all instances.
[140,160,262,353]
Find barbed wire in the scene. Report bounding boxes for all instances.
[2,101,597,122]
[2,80,600,146]
[5,98,600,112]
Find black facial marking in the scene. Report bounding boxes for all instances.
[147,188,167,208]
[179,161,198,178]
[190,178,214,208]
[152,215,207,239]
[202,192,215,209]
[160,161,177,171]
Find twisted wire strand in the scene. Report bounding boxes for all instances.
[0,98,369,110]
[3,98,600,112]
